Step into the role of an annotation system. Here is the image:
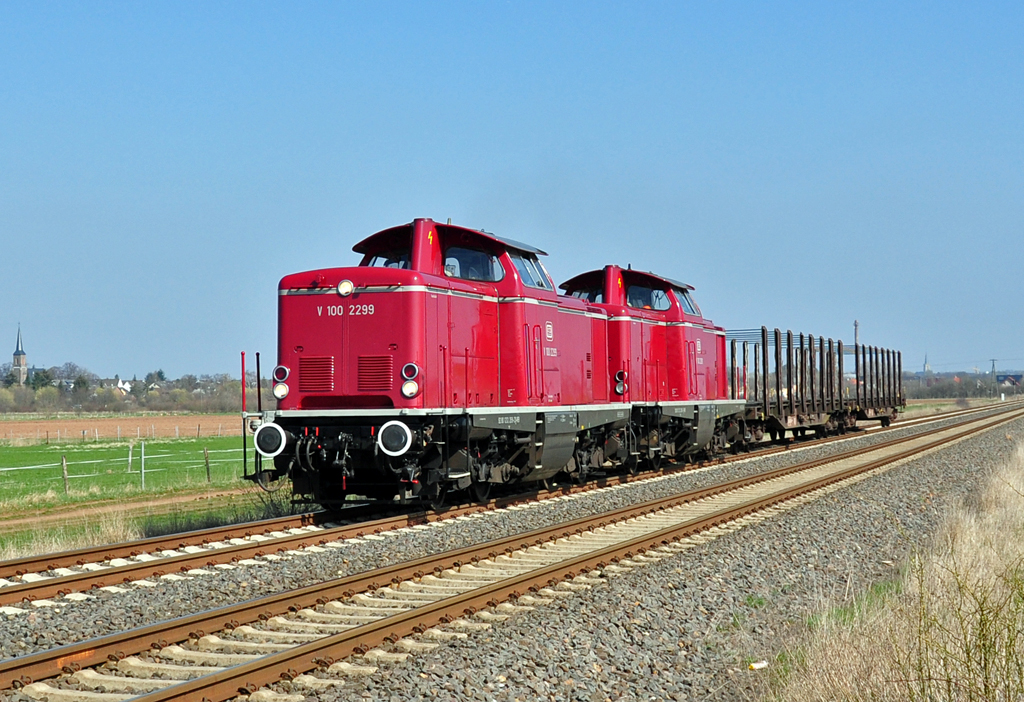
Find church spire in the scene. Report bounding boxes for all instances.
[13,325,25,357]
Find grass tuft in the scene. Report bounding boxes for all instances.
[770,441,1024,701]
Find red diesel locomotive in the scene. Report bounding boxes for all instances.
[250,218,745,506]
[250,218,901,507]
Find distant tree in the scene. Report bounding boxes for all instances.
[0,388,13,413]
[72,374,91,396]
[178,374,199,392]
[89,387,125,412]
[29,369,54,391]
[35,386,61,411]
[0,362,10,377]
[12,385,34,411]
[56,362,84,380]
[130,374,146,399]
[1,371,16,388]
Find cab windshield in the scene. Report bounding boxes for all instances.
[568,286,604,303]
[365,250,411,269]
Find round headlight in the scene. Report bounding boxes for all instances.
[254,423,288,458]
[273,382,290,399]
[337,279,354,297]
[615,381,627,396]
[401,380,420,398]
[377,420,413,456]
[401,363,419,380]
[272,365,290,382]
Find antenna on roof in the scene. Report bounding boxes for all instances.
[447,218,452,225]
[627,264,632,270]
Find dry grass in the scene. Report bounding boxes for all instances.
[771,441,1024,702]
[900,398,1001,420]
[0,510,142,561]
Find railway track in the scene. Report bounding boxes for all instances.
[0,401,1014,609]
[3,404,1021,702]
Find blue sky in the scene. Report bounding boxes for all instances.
[2,2,1021,378]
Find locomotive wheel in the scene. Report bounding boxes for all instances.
[470,479,491,503]
[626,456,641,476]
[648,452,663,471]
[426,482,447,511]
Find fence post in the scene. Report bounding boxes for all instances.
[128,443,133,473]
[62,455,69,495]
[176,426,179,439]
[141,442,146,490]
[197,425,201,439]
[205,447,211,483]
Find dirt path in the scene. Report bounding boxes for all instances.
[0,486,257,533]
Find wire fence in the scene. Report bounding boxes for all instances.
[0,419,245,447]
[0,442,247,497]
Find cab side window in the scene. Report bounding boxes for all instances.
[509,251,553,290]
[674,288,701,316]
[443,247,505,282]
[626,284,671,311]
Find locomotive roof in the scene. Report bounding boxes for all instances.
[353,221,547,257]
[559,267,695,292]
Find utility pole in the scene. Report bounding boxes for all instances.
[990,358,998,398]
[854,320,859,347]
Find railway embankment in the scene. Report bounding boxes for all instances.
[301,420,1022,702]
[0,408,1018,701]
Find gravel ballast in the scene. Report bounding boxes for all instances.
[299,415,1024,702]
[0,409,1018,701]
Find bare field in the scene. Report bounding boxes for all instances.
[0,413,244,445]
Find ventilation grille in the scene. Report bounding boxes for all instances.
[358,355,393,392]
[299,356,334,392]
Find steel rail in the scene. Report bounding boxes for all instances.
[129,405,1024,702]
[4,405,1020,692]
[1,401,1014,607]
[0,510,338,580]
[1,400,989,580]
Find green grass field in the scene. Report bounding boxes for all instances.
[0,436,252,511]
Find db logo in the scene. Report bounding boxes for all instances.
[545,322,554,341]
